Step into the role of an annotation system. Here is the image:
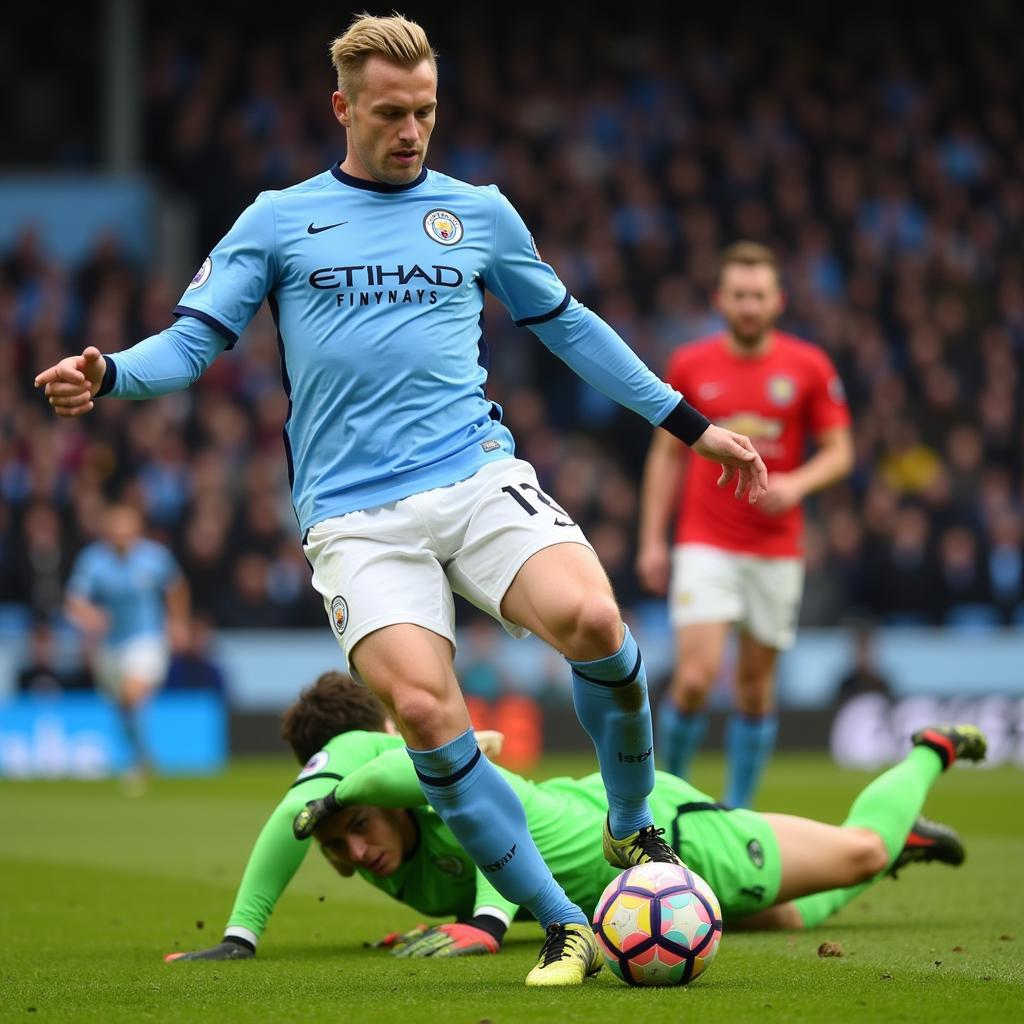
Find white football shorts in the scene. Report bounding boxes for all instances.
[95,634,170,697]
[304,458,594,663]
[670,543,805,650]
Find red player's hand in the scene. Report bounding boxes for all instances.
[636,540,672,596]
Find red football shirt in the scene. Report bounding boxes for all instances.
[666,332,850,557]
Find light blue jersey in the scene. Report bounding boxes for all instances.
[67,540,180,645]
[103,165,686,535]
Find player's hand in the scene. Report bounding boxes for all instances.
[293,791,341,840]
[34,346,106,418]
[476,730,505,759]
[164,938,255,962]
[390,922,501,958]
[365,924,430,950]
[691,424,768,504]
[757,471,804,517]
[636,540,672,595]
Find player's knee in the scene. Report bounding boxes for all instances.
[389,684,448,744]
[847,830,889,882]
[672,666,714,710]
[560,593,623,659]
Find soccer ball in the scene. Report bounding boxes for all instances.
[593,862,723,987]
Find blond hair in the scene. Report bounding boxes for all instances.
[329,12,437,97]
[718,240,780,284]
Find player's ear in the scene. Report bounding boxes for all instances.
[332,91,352,127]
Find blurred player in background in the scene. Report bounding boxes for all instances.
[167,672,984,962]
[35,13,766,986]
[638,242,853,808]
[66,504,189,784]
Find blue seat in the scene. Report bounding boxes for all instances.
[0,603,31,638]
[944,604,1001,631]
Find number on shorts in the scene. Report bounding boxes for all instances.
[500,484,575,526]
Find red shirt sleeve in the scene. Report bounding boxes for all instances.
[806,349,851,435]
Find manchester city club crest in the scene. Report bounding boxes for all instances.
[423,209,464,245]
[331,595,349,638]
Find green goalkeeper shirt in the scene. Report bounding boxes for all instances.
[222,732,751,948]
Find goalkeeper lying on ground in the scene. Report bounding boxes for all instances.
[168,672,985,961]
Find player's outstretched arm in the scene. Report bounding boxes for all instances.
[691,423,768,504]
[34,346,106,418]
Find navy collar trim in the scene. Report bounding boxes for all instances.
[330,163,427,193]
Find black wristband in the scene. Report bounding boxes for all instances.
[659,397,711,446]
[466,914,507,946]
[221,935,256,953]
[95,356,117,398]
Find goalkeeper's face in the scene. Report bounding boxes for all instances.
[316,804,417,878]
[333,57,437,186]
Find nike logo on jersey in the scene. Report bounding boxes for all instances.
[698,382,726,400]
[307,221,349,234]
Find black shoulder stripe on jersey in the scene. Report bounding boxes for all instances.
[288,771,345,790]
[173,304,239,348]
[514,290,570,327]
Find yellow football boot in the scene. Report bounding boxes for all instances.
[603,818,683,869]
[525,923,602,987]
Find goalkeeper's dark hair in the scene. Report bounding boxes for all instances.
[281,670,388,763]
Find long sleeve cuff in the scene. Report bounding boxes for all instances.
[96,357,118,398]
[659,397,711,446]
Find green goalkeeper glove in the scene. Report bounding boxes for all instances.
[293,791,341,840]
[165,937,255,962]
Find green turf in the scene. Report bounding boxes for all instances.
[1,754,1022,1023]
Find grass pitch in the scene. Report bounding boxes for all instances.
[1,753,1022,1023]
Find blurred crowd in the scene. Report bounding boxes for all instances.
[2,5,1023,643]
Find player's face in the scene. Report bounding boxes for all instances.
[105,507,142,552]
[715,264,784,347]
[316,805,416,878]
[333,57,437,186]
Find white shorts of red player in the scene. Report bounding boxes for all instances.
[670,543,804,650]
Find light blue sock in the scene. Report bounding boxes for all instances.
[657,701,708,778]
[569,625,654,839]
[723,712,778,808]
[407,728,587,928]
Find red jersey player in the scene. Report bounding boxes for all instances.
[638,242,853,807]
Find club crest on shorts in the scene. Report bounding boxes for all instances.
[186,256,212,290]
[423,209,463,245]
[747,838,765,868]
[331,595,349,638]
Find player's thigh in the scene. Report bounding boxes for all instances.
[444,459,608,646]
[100,637,168,706]
[670,544,743,633]
[739,556,804,651]
[350,623,470,749]
[672,621,731,694]
[763,813,886,902]
[304,506,456,665]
